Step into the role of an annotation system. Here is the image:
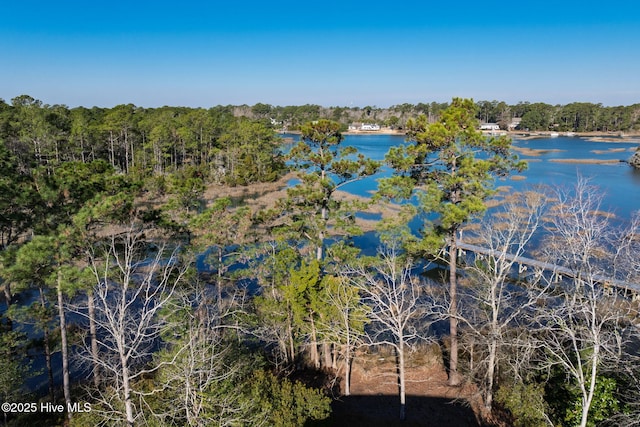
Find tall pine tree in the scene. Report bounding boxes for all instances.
[379,98,525,385]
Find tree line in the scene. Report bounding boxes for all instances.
[246,100,640,133]
[0,97,639,426]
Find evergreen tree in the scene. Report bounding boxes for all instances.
[282,119,380,262]
[379,98,525,385]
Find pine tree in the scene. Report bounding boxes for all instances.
[379,98,525,385]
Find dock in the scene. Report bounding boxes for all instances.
[456,240,640,295]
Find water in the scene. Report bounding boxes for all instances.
[281,133,640,222]
[508,136,640,220]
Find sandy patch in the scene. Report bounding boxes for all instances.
[591,147,630,154]
[548,158,623,164]
[511,146,565,156]
[583,136,640,143]
[333,190,405,232]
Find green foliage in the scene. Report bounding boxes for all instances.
[544,367,622,427]
[69,407,107,427]
[189,196,253,252]
[496,381,549,427]
[0,138,35,248]
[72,192,135,232]
[318,273,369,343]
[284,260,322,326]
[216,118,285,186]
[564,376,620,427]
[519,103,554,131]
[8,235,56,287]
[30,159,128,234]
[246,370,331,427]
[146,321,330,427]
[2,95,639,426]
[281,119,381,261]
[164,165,206,220]
[0,328,32,408]
[381,98,526,254]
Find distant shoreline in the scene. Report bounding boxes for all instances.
[280,128,405,136]
[281,129,640,139]
[509,131,640,142]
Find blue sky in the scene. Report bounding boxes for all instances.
[2,0,639,108]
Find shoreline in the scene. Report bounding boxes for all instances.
[280,129,640,140]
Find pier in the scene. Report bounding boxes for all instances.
[456,240,640,296]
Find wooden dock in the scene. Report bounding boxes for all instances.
[456,240,640,295]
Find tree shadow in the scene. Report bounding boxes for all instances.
[309,394,481,427]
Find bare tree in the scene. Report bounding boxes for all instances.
[342,243,432,421]
[607,212,640,427]
[611,211,640,288]
[317,274,369,396]
[457,190,549,417]
[76,223,189,426]
[532,178,636,427]
[148,283,260,427]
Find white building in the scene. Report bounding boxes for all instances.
[480,123,500,131]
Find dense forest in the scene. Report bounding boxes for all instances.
[1,95,639,427]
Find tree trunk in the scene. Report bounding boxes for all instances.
[109,131,115,168]
[3,282,12,330]
[448,232,462,386]
[309,314,320,369]
[398,340,406,421]
[322,342,332,369]
[287,310,295,365]
[344,343,351,396]
[3,280,11,305]
[39,286,55,402]
[485,338,497,414]
[87,288,101,388]
[217,248,223,312]
[56,274,72,421]
[80,135,86,163]
[317,202,328,261]
[121,359,134,426]
[580,349,600,427]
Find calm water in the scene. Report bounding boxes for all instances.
[282,133,640,222]
[509,136,640,221]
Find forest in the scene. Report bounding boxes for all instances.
[1,95,640,427]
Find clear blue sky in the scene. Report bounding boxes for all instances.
[2,0,639,108]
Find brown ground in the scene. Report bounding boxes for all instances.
[200,171,402,233]
[324,348,487,427]
[202,171,297,212]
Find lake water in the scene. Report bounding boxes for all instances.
[282,133,640,223]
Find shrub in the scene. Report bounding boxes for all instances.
[246,370,331,427]
[496,381,549,427]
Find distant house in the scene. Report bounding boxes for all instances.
[348,123,381,131]
[508,118,522,131]
[480,123,500,131]
[360,123,381,131]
